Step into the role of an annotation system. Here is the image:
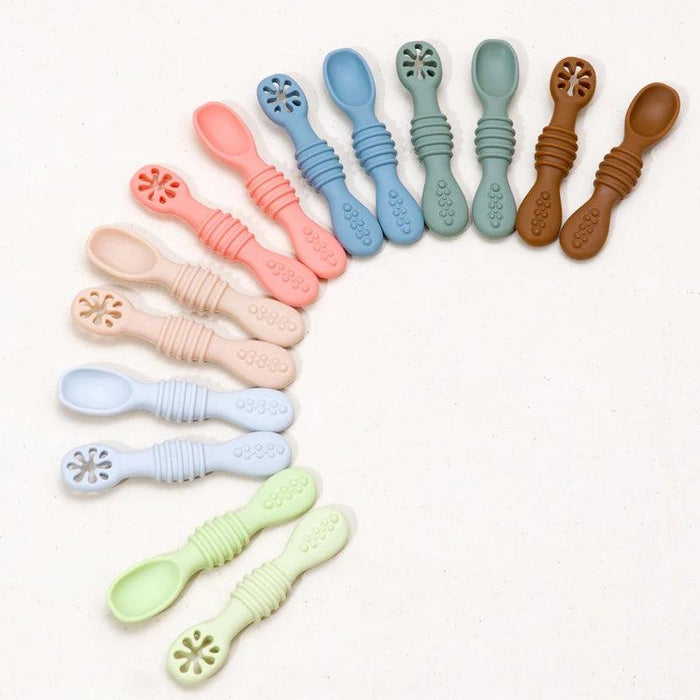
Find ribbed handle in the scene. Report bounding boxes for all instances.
[534,125,578,175]
[188,511,251,569]
[230,562,291,621]
[197,210,254,260]
[410,113,454,161]
[171,264,228,313]
[352,122,397,173]
[155,316,214,363]
[151,439,208,482]
[474,116,515,164]
[153,379,208,421]
[246,166,299,219]
[594,146,643,197]
[296,140,346,191]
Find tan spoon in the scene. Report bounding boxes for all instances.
[560,83,680,259]
[70,287,295,389]
[86,226,305,348]
[516,58,596,246]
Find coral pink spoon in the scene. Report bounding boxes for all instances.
[71,287,295,389]
[193,102,347,280]
[130,165,319,307]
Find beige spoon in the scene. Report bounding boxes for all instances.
[86,226,305,347]
[70,287,295,389]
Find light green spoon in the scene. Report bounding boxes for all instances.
[396,40,469,236]
[167,506,349,685]
[107,468,317,623]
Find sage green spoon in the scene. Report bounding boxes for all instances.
[471,39,519,237]
[396,41,468,236]
[108,468,317,623]
[167,507,349,685]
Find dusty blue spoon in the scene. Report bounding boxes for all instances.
[324,49,424,245]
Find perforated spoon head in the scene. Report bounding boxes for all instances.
[396,41,442,94]
[58,365,134,416]
[193,102,257,165]
[550,57,596,110]
[130,164,188,215]
[257,74,309,126]
[624,82,680,149]
[86,226,162,281]
[169,621,231,685]
[71,288,132,337]
[61,443,121,491]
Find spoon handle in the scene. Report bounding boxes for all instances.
[409,114,469,235]
[350,123,424,244]
[127,310,296,389]
[136,381,294,432]
[169,262,304,346]
[472,117,517,237]
[167,508,348,686]
[560,146,642,259]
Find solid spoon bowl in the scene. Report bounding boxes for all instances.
[193,102,253,159]
[87,226,159,280]
[627,82,680,141]
[59,366,132,415]
[472,39,519,101]
[324,49,375,109]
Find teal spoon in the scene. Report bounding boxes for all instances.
[471,39,519,238]
[396,41,468,236]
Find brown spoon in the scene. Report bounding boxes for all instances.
[560,83,680,260]
[516,57,596,246]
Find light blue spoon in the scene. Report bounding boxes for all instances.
[58,365,294,432]
[323,48,425,245]
[471,39,519,238]
[257,74,383,257]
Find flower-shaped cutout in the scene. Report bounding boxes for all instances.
[77,291,123,328]
[402,44,438,80]
[136,167,181,204]
[261,78,302,114]
[65,447,112,484]
[173,630,220,675]
[557,60,594,98]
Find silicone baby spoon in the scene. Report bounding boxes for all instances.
[193,102,347,280]
[324,48,424,244]
[560,83,680,259]
[130,165,318,307]
[61,432,291,492]
[471,39,519,237]
[167,506,348,685]
[58,365,294,431]
[70,287,295,389]
[257,74,383,257]
[87,226,305,347]
[396,41,469,236]
[108,468,317,622]
[517,58,596,246]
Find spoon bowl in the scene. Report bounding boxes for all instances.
[626,82,680,142]
[59,366,133,415]
[193,102,254,161]
[87,226,159,280]
[324,49,375,110]
[472,39,519,103]
[109,557,184,622]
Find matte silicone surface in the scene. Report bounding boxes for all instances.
[324,48,424,244]
[559,83,680,259]
[86,226,305,347]
[107,468,317,622]
[516,58,596,246]
[61,432,291,492]
[257,73,384,257]
[193,102,347,279]
[396,40,468,236]
[58,365,294,431]
[471,39,519,237]
[70,287,296,389]
[167,507,348,685]
[130,165,319,307]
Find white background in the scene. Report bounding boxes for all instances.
[1,0,699,697]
